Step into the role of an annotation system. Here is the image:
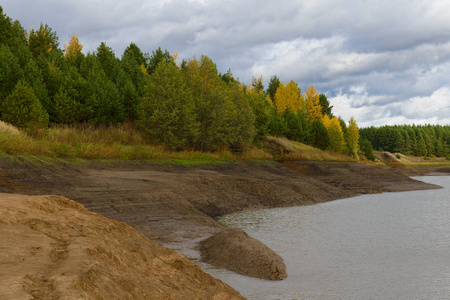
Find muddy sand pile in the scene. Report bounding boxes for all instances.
[0,193,244,299]
[199,228,287,280]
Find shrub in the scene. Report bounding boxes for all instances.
[1,80,49,132]
[359,138,376,161]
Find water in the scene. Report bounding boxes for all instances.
[198,176,450,300]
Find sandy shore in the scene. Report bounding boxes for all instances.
[0,157,444,284]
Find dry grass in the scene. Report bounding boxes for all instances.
[0,122,274,162]
[266,136,354,162]
[0,123,357,163]
[0,121,22,136]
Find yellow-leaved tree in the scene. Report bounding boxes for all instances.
[347,116,360,159]
[64,34,83,62]
[305,85,323,123]
[322,114,346,153]
[273,80,305,115]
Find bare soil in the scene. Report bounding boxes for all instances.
[0,156,443,283]
[199,228,287,280]
[0,193,244,299]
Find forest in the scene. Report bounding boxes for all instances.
[360,125,450,158]
[0,6,364,157]
[1,6,448,160]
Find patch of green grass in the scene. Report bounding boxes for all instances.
[168,157,230,166]
[405,161,450,167]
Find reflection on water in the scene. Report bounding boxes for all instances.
[198,176,450,300]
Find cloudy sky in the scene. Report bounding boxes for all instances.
[2,0,450,127]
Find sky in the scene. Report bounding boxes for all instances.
[2,0,450,127]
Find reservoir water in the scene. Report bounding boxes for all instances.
[198,176,450,300]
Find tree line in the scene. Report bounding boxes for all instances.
[0,6,363,157]
[360,125,450,158]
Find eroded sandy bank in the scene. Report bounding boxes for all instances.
[0,157,443,283]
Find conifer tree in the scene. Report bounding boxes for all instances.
[359,138,375,161]
[28,23,59,59]
[246,84,273,146]
[0,45,23,101]
[123,43,147,69]
[183,56,236,151]
[267,75,280,104]
[1,80,49,131]
[319,93,333,117]
[310,119,329,150]
[138,60,198,149]
[96,42,120,81]
[227,80,255,152]
[147,47,175,75]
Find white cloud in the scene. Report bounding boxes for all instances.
[403,87,450,119]
[331,86,450,127]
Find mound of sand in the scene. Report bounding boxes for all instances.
[0,193,244,300]
[199,228,287,280]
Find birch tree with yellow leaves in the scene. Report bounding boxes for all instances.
[347,116,360,159]
[305,85,323,123]
[322,114,346,153]
[64,34,83,65]
[273,80,305,115]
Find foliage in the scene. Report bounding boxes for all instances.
[323,115,345,153]
[182,55,255,152]
[305,85,322,123]
[347,117,360,159]
[28,23,59,59]
[147,47,175,75]
[0,6,366,158]
[319,93,333,117]
[64,35,83,62]
[1,80,49,131]
[0,44,23,101]
[360,124,450,158]
[310,119,329,150]
[273,80,304,115]
[138,61,198,150]
[282,109,308,143]
[266,75,280,104]
[246,86,272,146]
[359,138,375,161]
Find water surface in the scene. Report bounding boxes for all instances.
[199,176,450,300]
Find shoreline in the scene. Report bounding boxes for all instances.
[0,156,446,280]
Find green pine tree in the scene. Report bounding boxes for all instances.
[138,60,199,149]
[1,80,49,131]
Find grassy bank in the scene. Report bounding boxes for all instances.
[1,121,357,164]
[0,121,272,162]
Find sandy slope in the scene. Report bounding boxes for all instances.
[0,193,244,299]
